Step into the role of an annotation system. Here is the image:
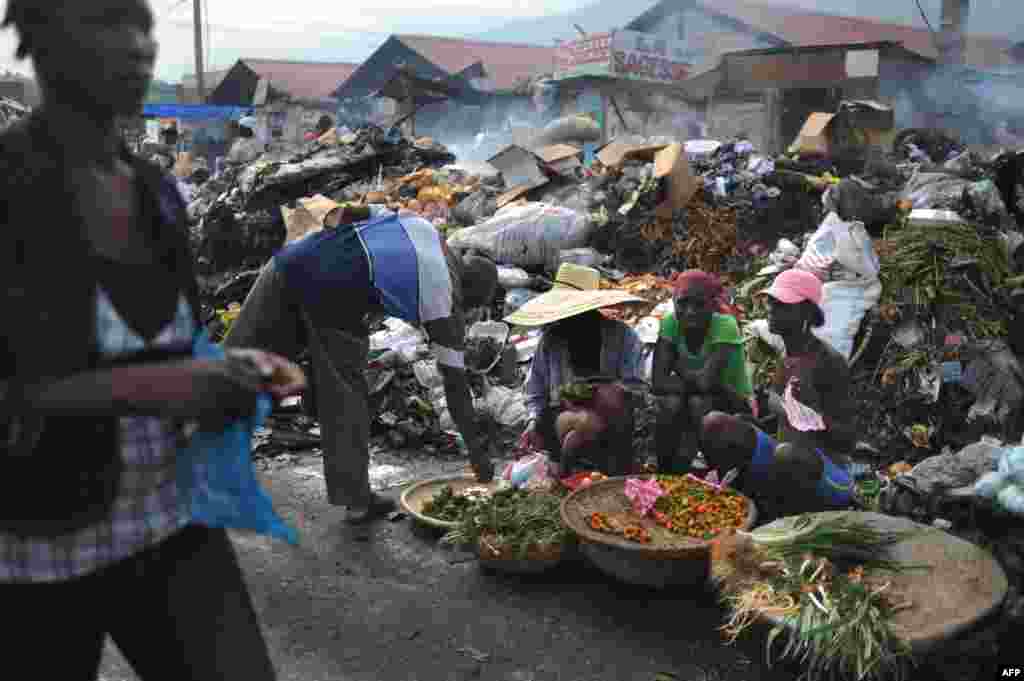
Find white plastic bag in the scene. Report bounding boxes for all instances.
[558,247,608,269]
[371,318,427,363]
[501,453,556,490]
[796,213,881,360]
[475,385,528,428]
[798,213,879,280]
[816,279,883,360]
[447,203,593,269]
[497,265,532,289]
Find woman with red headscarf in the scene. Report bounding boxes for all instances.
[652,270,754,474]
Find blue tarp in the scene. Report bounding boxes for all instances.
[143,104,253,121]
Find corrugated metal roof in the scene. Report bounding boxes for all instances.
[694,0,1018,68]
[240,59,359,100]
[626,0,1018,69]
[394,35,556,91]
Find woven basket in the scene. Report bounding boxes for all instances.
[748,511,1010,655]
[561,475,757,588]
[400,475,501,530]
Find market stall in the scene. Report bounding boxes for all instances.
[142,103,254,173]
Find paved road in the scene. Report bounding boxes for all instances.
[100,453,801,681]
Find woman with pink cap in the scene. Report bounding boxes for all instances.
[698,268,857,521]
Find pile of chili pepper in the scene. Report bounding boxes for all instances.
[588,512,651,544]
[653,475,747,541]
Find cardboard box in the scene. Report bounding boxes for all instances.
[596,140,668,168]
[653,143,699,216]
[788,112,835,155]
[595,140,698,216]
[790,101,895,156]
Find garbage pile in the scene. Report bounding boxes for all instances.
[189,125,455,312]
[0,96,30,129]
[188,110,1024,476]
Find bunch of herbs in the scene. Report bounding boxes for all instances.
[441,487,570,560]
[717,516,930,681]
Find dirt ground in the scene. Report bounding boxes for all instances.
[97,451,808,681]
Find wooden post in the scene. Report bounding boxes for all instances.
[193,0,205,101]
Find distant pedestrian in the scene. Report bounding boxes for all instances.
[0,1,305,679]
[228,116,264,164]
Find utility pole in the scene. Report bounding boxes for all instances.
[194,0,206,101]
[938,0,969,66]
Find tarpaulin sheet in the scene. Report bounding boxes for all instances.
[143,104,253,121]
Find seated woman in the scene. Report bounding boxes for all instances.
[507,264,645,477]
[698,269,857,521]
[653,270,754,475]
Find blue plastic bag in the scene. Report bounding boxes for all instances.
[177,330,299,544]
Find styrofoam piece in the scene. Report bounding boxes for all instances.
[907,209,967,229]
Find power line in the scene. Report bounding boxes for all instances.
[160,0,190,18]
[914,0,937,36]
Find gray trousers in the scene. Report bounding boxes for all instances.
[224,259,372,507]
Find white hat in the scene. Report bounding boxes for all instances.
[238,116,259,130]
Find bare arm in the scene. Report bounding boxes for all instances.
[651,338,684,395]
[652,339,737,397]
[423,315,480,457]
[6,350,304,423]
[10,360,262,421]
[816,357,858,452]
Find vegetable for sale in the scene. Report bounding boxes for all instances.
[441,488,570,559]
[421,485,477,523]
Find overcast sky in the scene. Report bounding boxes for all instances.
[0,0,1018,82]
[0,0,591,81]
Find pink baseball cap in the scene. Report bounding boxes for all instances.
[761,268,823,308]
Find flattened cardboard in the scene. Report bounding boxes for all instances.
[789,112,835,155]
[596,140,668,168]
[487,145,549,192]
[283,195,344,243]
[535,144,581,163]
[496,185,534,209]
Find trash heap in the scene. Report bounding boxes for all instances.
[0,96,30,129]
[189,125,455,314]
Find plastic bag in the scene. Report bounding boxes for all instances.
[558,247,607,269]
[816,279,883,361]
[798,213,880,280]
[624,477,665,516]
[996,484,1024,515]
[966,179,1011,223]
[796,213,881,360]
[370,318,427,363]
[975,471,1009,498]
[177,331,299,544]
[497,266,532,290]
[475,385,528,428]
[502,453,556,489]
[447,203,593,269]
[901,171,971,211]
[503,288,541,316]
